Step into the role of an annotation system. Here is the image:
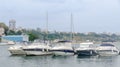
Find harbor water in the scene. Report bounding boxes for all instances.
[0,43,120,67]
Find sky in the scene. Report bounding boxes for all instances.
[0,0,120,33]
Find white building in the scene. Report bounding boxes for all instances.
[16,27,23,32]
[9,19,16,31]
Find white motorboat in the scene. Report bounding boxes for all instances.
[22,13,52,56]
[22,42,52,56]
[7,41,15,45]
[8,42,27,55]
[51,40,74,56]
[0,41,15,46]
[75,42,98,56]
[96,43,120,56]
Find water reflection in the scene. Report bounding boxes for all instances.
[76,55,119,67]
[96,56,118,67]
[7,54,120,67]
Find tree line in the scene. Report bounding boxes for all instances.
[1,22,120,42]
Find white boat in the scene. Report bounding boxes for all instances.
[75,42,98,56]
[7,41,15,45]
[22,13,52,56]
[8,43,27,55]
[0,41,15,46]
[51,40,74,56]
[96,43,120,56]
[22,42,52,56]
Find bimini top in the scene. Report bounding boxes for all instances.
[100,43,114,47]
[57,40,71,43]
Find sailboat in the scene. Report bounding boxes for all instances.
[22,12,52,56]
[51,13,75,56]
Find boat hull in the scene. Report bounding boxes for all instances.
[8,49,26,55]
[24,51,52,56]
[51,50,74,56]
[97,51,119,56]
[76,50,98,56]
[23,48,52,56]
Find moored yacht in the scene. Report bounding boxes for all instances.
[8,42,28,55]
[22,42,52,56]
[75,42,98,56]
[96,43,120,56]
[51,40,74,56]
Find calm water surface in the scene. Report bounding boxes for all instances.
[0,43,120,67]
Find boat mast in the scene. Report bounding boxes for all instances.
[44,12,48,43]
[46,12,48,41]
[70,13,74,42]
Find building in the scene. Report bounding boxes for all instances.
[0,27,5,36]
[1,35,29,42]
[16,27,23,32]
[9,19,16,31]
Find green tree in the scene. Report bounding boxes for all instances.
[0,22,9,35]
[28,33,39,41]
[16,30,22,35]
[7,30,16,35]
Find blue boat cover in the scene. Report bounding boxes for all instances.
[100,44,114,47]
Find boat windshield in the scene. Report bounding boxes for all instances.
[52,42,72,47]
[57,40,71,43]
[98,50,112,52]
[79,42,94,48]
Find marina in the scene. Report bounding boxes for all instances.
[7,41,120,56]
[1,43,120,67]
[1,0,120,67]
